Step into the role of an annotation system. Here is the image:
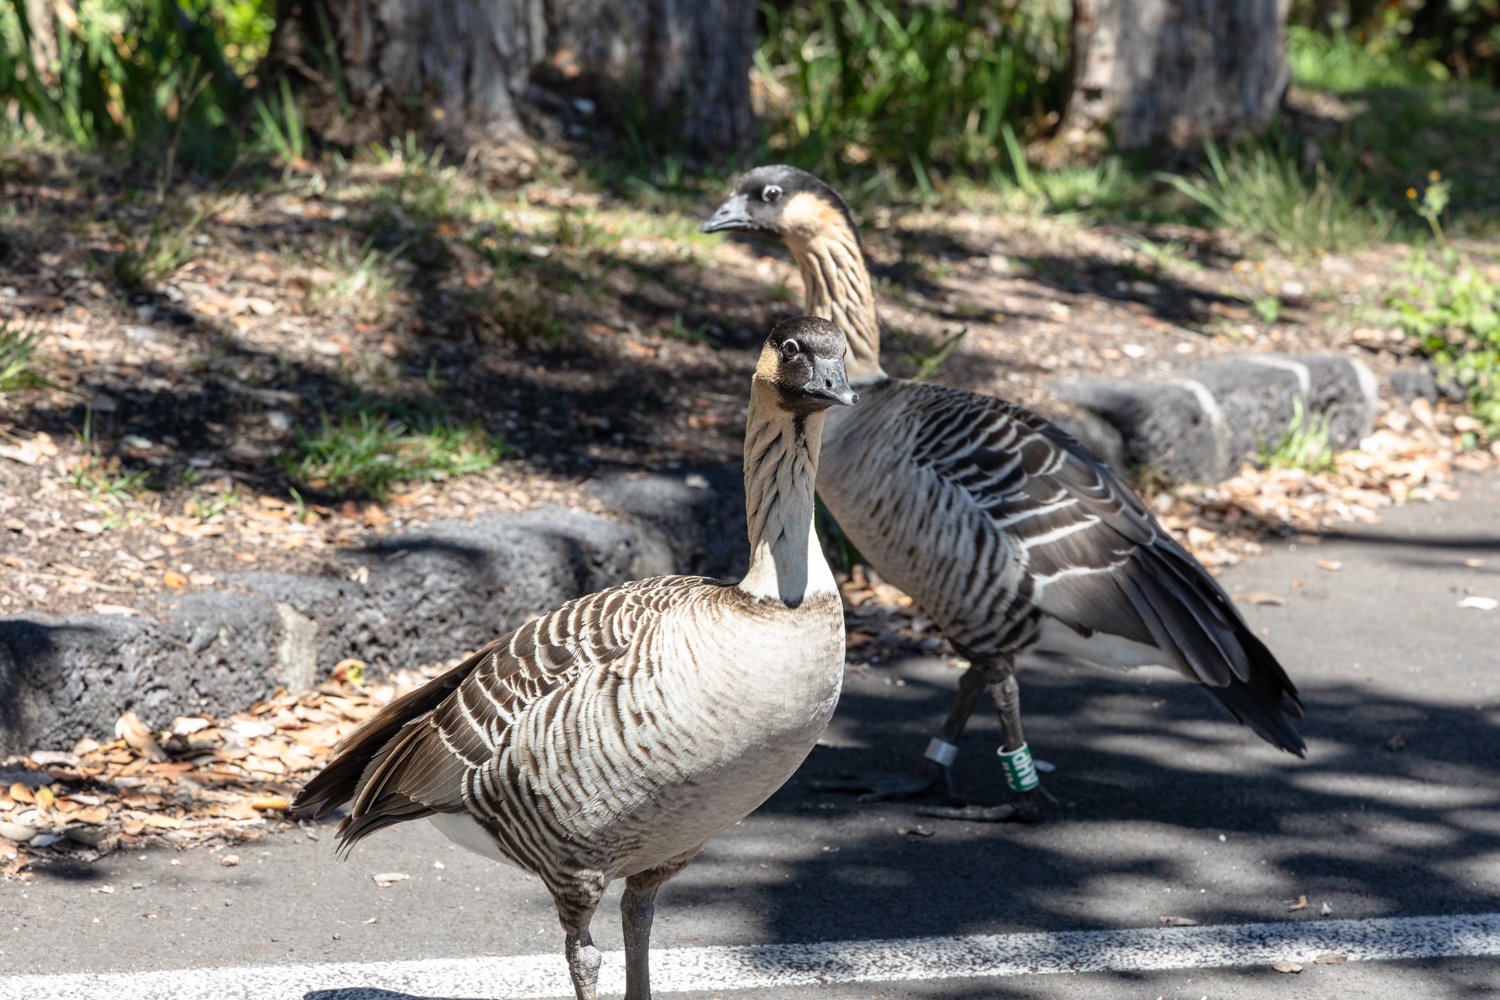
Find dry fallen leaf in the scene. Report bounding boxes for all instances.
[1314,953,1347,965]
[1272,960,1303,974]
[1158,915,1198,926]
[1384,732,1407,751]
[1243,591,1287,606]
[114,712,169,762]
[1288,894,1308,911]
[220,855,240,867]
[162,571,187,588]
[1317,559,1342,571]
[373,872,410,886]
[73,806,110,825]
[251,797,291,811]
[1465,558,1486,568]
[895,826,934,837]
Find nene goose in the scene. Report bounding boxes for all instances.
[703,167,1304,820]
[293,317,857,1000]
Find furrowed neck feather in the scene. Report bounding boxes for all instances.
[786,226,886,386]
[737,383,837,606]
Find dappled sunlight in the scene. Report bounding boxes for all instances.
[725,658,1500,944]
[1289,771,1498,809]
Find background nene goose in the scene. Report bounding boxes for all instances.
[293,317,858,1000]
[703,167,1305,821]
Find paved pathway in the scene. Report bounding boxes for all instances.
[4,474,1499,999]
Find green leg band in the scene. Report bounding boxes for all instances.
[997,742,1039,792]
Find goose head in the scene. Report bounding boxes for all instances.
[701,165,856,243]
[755,316,859,414]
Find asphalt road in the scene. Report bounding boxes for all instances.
[4,474,1499,999]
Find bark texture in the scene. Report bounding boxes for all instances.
[1063,0,1290,150]
[271,0,755,165]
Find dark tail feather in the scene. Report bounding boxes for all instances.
[291,643,497,818]
[1201,627,1306,756]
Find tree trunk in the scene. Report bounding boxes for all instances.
[270,0,755,170]
[1062,0,1290,151]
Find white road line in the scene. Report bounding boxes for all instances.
[5,911,1498,999]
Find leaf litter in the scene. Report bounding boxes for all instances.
[0,657,464,877]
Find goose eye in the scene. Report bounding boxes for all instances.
[780,339,800,359]
[762,185,783,203]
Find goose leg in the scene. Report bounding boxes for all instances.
[620,850,697,1000]
[620,885,658,1000]
[916,659,1049,823]
[564,925,602,1000]
[809,662,990,801]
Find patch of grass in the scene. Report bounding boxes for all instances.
[369,133,462,223]
[309,234,408,321]
[0,323,56,392]
[1387,247,1500,438]
[109,209,205,290]
[1253,296,1283,324]
[754,0,1069,187]
[1000,127,1145,220]
[1340,86,1500,232]
[1118,235,1197,276]
[1258,395,1336,473]
[0,0,251,168]
[892,326,966,381]
[1158,140,1390,259]
[66,408,153,500]
[279,402,502,500]
[252,74,308,168]
[468,280,566,344]
[1287,26,1448,91]
[662,314,716,345]
[187,487,244,520]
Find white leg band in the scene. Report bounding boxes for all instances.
[924,738,959,767]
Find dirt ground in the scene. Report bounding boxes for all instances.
[0,156,1491,622]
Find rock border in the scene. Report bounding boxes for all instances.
[1,352,1408,752]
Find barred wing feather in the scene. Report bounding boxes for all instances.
[295,577,708,855]
[822,380,1304,754]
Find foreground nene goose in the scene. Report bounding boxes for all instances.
[293,317,858,1000]
[703,167,1305,820]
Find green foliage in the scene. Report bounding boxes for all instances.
[0,0,257,164]
[1286,25,1448,91]
[309,234,408,320]
[662,314,716,345]
[1387,249,1500,437]
[1344,87,1500,233]
[1287,0,1498,92]
[755,0,1069,187]
[68,406,153,500]
[251,75,307,166]
[0,323,55,392]
[1258,395,1336,474]
[1118,235,1196,275]
[110,209,205,289]
[1253,296,1282,324]
[1407,170,1451,245]
[999,124,1144,219]
[279,402,503,500]
[1158,140,1390,259]
[892,326,966,381]
[186,486,243,519]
